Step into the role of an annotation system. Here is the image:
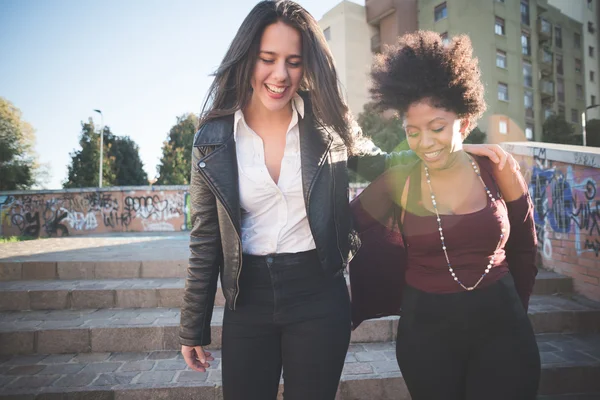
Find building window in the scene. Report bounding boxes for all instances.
[440,32,450,45]
[520,0,529,25]
[592,95,597,105]
[576,58,582,73]
[496,50,507,68]
[498,82,509,101]
[540,19,552,40]
[542,48,553,63]
[577,84,584,100]
[590,46,595,57]
[521,31,531,55]
[524,90,534,118]
[544,107,554,119]
[575,33,581,49]
[495,17,505,36]
[499,119,508,134]
[555,26,562,48]
[556,54,563,75]
[572,109,579,123]
[589,22,595,34]
[435,2,448,22]
[523,62,533,87]
[558,105,565,117]
[591,70,595,82]
[496,0,505,2]
[588,0,593,11]
[323,27,331,41]
[557,78,565,102]
[525,124,534,140]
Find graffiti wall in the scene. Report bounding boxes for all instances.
[502,142,600,302]
[0,186,192,238]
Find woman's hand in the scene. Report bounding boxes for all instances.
[463,143,520,172]
[182,344,214,372]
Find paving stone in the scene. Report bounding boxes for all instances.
[40,354,76,364]
[115,289,158,308]
[29,291,69,310]
[135,370,176,384]
[56,261,95,280]
[52,373,98,387]
[4,354,47,365]
[118,360,155,372]
[342,362,373,375]
[93,372,139,386]
[0,290,29,311]
[73,353,111,363]
[91,327,162,352]
[6,375,59,389]
[71,290,115,309]
[79,362,122,374]
[37,329,91,354]
[109,352,149,362]
[155,360,185,371]
[0,331,34,355]
[39,363,85,375]
[355,351,388,362]
[21,262,57,280]
[371,360,400,374]
[176,370,209,383]
[541,352,567,364]
[147,351,179,360]
[6,364,45,375]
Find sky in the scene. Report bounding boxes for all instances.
[0,0,363,189]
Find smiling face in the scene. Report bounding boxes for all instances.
[249,21,304,114]
[404,101,469,171]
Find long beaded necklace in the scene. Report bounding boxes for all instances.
[423,154,504,291]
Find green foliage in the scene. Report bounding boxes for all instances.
[156,114,198,185]
[464,127,486,144]
[0,98,37,191]
[584,118,600,147]
[64,120,147,188]
[357,102,407,153]
[542,115,580,145]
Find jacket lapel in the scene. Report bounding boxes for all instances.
[194,116,242,235]
[299,114,333,208]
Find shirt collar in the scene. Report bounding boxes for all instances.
[234,93,305,141]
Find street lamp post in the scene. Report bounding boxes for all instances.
[582,104,600,147]
[93,109,104,188]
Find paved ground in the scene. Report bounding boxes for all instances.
[0,232,189,261]
[0,334,598,398]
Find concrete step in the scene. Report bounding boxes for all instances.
[0,271,574,312]
[0,334,598,399]
[1,295,598,356]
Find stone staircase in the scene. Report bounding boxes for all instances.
[1,257,599,399]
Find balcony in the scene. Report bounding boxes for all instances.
[371,33,381,53]
[540,79,555,103]
[366,0,395,25]
[539,48,553,76]
[538,19,552,42]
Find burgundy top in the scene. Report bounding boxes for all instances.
[403,161,510,293]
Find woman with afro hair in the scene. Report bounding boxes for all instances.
[349,31,541,399]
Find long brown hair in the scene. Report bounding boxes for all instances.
[200,0,356,151]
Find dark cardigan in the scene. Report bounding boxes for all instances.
[348,156,538,329]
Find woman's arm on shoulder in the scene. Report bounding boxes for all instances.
[492,161,538,310]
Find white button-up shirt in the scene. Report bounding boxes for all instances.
[234,94,315,255]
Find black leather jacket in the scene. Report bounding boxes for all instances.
[179,102,415,347]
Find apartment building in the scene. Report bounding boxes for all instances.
[548,0,600,120]
[318,1,375,117]
[322,0,590,142]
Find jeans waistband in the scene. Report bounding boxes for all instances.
[242,249,319,265]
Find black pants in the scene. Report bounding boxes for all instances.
[221,250,351,400]
[396,273,541,400]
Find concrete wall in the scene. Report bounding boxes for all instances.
[0,186,191,238]
[502,142,600,301]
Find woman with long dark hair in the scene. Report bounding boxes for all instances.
[179,3,514,399]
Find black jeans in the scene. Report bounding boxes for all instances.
[396,273,541,400]
[221,250,351,400]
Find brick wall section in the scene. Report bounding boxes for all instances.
[502,142,600,302]
[0,186,191,238]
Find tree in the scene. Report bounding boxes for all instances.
[0,98,38,190]
[357,102,408,153]
[156,114,198,185]
[64,120,147,188]
[585,118,600,147]
[542,115,580,145]
[464,127,486,144]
